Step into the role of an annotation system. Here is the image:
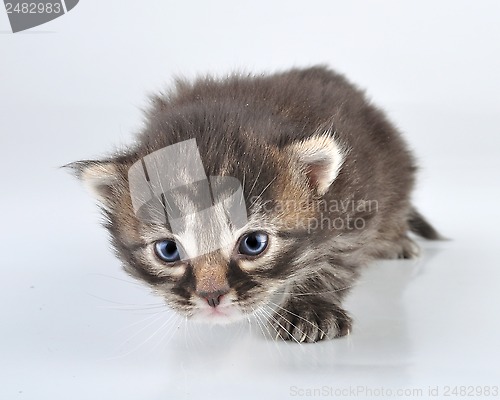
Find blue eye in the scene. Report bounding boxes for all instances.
[154,240,181,263]
[238,232,269,257]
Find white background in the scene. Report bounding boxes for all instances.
[1,1,499,399]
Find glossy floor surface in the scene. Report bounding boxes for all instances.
[1,1,499,399]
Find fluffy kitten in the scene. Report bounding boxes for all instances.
[68,66,440,343]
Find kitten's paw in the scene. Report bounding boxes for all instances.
[398,236,420,259]
[269,305,352,343]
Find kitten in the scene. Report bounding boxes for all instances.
[68,66,440,343]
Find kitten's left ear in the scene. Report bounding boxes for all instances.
[64,160,122,207]
[286,133,345,196]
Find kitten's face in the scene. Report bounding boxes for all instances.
[72,131,343,323]
[132,213,302,323]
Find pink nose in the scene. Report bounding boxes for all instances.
[197,289,229,308]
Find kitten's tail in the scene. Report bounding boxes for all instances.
[408,207,444,240]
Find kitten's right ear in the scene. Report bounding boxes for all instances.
[63,160,121,208]
[285,133,346,196]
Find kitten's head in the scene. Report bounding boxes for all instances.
[69,113,344,323]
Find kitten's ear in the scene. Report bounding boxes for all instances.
[286,133,345,196]
[64,160,121,207]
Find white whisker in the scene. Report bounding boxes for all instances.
[252,307,285,357]
[250,176,277,207]
[276,283,357,297]
[248,153,267,197]
[268,301,327,339]
[260,306,301,345]
[264,304,312,344]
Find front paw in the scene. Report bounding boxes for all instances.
[268,302,352,343]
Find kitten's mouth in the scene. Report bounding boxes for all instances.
[190,296,244,323]
[207,305,233,317]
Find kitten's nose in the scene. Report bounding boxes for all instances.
[197,288,229,308]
